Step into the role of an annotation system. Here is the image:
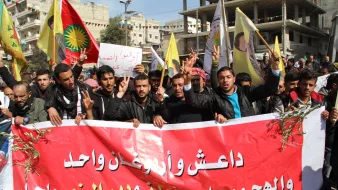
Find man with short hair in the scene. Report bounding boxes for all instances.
[45,63,94,126]
[31,69,52,99]
[276,69,323,112]
[284,72,299,92]
[92,65,117,120]
[182,48,281,121]
[12,81,48,125]
[105,74,159,128]
[148,70,161,95]
[153,73,212,127]
[235,72,252,87]
[309,54,320,72]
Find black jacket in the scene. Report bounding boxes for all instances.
[104,93,158,123]
[44,81,93,119]
[158,96,203,124]
[31,83,53,100]
[91,89,117,120]
[184,69,280,119]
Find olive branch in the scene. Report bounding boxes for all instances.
[268,104,321,151]
[0,126,51,182]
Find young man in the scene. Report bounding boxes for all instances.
[148,70,161,95]
[276,69,323,112]
[104,74,159,128]
[182,47,281,122]
[153,73,212,127]
[12,81,48,125]
[30,69,52,99]
[92,65,117,120]
[284,72,299,92]
[45,64,94,126]
[235,72,252,87]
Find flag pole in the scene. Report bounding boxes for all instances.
[221,0,230,65]
[159,61,167,87]
[255,30,274,54]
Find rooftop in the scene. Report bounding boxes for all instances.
[179,0,326,22]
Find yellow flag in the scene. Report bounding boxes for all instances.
[0,1,27,80]
[233,8,264,85]
[37,0,64,64]
[274,36,285,76]
[165,33,180,78]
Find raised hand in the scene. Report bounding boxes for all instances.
[75,114,86,125]
[188,47,198,66]
[156,86,165,102]
[212,45,220,63]
[79,48,87,63]
[269,49,280,70]
[81,90,94,111]
[134,64,145,74]
[117,74,130,98]
[181,65,192,85]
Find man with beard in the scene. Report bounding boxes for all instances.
[92,65,117,120]
[45,63,94,126]
[182,46,281,122]
[31,69,52,99]
[105,74,159,128]
[12,81,47,125]
[153,73,214,128]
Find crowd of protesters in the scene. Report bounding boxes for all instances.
[0,47,338,188]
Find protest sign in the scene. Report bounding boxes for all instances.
[315,71,338,93]
[0,107,325,189]
[97,43,142,77]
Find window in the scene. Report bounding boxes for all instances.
[134,33,136,36]
[155,36,158,39]
[300,35,303,43]
[289,31,294,41]
[139,34,142,37]
[149,34,152,38]
[139,24,141,29]
[308,37,312,46]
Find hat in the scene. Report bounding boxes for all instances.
[191,68,206,81]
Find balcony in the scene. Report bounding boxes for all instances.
[23,34,39,43]
[15,9,33,19]
[17,20,41,31]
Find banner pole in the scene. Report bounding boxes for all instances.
[159,61,167,87]
[255,30,274,54]
[221,0,231,65]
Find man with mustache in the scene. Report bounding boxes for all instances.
[105,74,159,128]
[182,46,281,122]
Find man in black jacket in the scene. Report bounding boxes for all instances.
[45,63,94,126]
[153,73,214,127]
[31,69,52,99]
[182,48,281,121]
[105,74,159,128]
[92,65,117,120]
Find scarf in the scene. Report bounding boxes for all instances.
[13,96,34,117]
[56,84,82,119]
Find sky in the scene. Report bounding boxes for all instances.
[81,0,200,24]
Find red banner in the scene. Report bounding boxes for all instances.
[1,108,325,190]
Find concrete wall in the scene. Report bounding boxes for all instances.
[317,0,338,32]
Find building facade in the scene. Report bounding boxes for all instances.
[316,0,338,32]
[172,0,328,61]
[127,14,160,47]
[5,0,109,59]
[164,17,210,34]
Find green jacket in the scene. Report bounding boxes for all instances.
[27,98,48,124]
[13,98,48,124]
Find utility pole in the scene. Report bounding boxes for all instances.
[120,0,135,46]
